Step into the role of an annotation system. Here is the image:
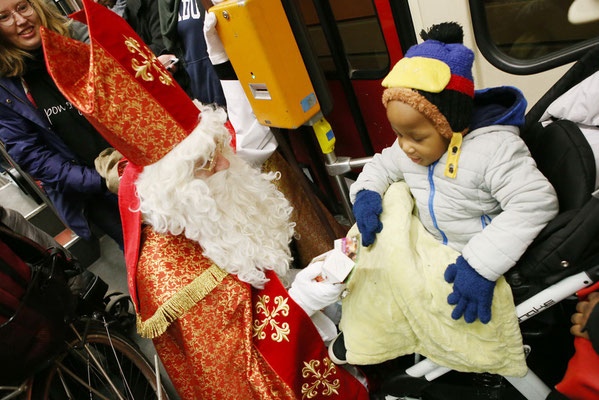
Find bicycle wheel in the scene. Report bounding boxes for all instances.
[38,325,169,400]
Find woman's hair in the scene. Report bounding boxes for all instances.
[0,0,72,77]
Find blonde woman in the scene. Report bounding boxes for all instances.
[0,0,123,247]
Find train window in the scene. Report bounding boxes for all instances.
[470,0,599,74]
[294,0,390,79]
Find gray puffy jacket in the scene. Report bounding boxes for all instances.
[350,86,558,281]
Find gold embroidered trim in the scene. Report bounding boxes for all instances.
[301,358,340,399]
[252,295,290,342]
[136,264,228,338]
[124,35,174,86]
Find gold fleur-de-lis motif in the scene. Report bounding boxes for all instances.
[124,36,174,86]
[252,295,290,342]
[301,358,340,399]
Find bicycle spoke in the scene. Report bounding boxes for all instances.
[43,326,164,400]
[71,326,126,400]
[64,344,122,398]
[55,362,112,400]
[56,367,74,399]
[103,321,134,399]
[87,359,92,400]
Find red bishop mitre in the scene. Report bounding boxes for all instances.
[40,0,200,166]
[40,0,234,312]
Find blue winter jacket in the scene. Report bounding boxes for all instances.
[0,76,113,240]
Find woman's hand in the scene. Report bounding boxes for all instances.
[157,54,178,73]
[94,148,123,194]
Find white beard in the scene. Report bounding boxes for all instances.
[134,107,295,288]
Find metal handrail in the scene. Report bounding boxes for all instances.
[322,153,374,225]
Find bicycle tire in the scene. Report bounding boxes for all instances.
[36,324,169,400]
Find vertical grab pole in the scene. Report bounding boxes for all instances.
[312,116,355,224]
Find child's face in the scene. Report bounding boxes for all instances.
[386,100,450,166]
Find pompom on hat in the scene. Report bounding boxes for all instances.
[382,22,474,178]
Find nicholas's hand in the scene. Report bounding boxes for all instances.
[352,190,383,247]
[288,261,345,317]
[445,256,496,324]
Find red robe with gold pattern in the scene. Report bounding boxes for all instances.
[120,164,369,400]
[137,227,296,399]
[136,226,368,400]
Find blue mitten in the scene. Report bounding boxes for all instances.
[352,190,383,247]
[444,256,496,324]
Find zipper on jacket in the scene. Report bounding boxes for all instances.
[481,214,492,228]
[428,162,448,245]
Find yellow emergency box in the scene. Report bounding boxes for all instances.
[211,0,321,129]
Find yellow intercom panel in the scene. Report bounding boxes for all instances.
[210,0,321,129]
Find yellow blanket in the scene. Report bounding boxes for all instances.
[340,182,527,377]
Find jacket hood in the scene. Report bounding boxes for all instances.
[540,70,599,126]
[470,86,527,131]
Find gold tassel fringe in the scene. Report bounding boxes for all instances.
[136,264,229,338]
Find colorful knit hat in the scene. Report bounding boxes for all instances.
[382,22,474,178]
